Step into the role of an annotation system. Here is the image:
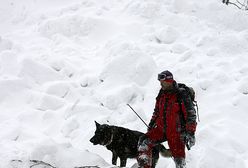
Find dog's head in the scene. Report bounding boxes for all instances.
[90,121,113,146]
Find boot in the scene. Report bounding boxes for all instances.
[137,137,153,168]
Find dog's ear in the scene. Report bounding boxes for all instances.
[95,121,100,128]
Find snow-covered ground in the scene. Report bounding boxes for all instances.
[1,0,248,167]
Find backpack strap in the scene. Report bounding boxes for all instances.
[177,88,186,131]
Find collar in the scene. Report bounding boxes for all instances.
[105,134,113,146]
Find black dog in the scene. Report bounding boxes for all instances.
[90,121,171,167]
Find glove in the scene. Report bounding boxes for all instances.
[138,134,148,146]
[181,132,195,149]
[148,119,156,131]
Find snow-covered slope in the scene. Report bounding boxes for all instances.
[1,0,248,167]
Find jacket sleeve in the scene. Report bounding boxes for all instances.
[181,90,197,134]
[148,94,160,128]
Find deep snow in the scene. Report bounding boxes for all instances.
[1,0,248,168]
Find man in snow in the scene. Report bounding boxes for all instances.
[137,70,197,168]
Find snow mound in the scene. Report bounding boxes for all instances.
[100,42,156,86]
[29,139,110,168]
[124,1,163,19]
[39,15,120,42]
[0,78,30,104]
[0,51,19,76]
[155,26,180,44]
[0,37,13,51]
[96,84,144,110]
[19,59,63,84]
[39,15,94,38]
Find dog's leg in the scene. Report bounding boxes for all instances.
[120,157,127,167]
[112,151,118,165]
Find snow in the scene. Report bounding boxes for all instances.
[0,0,248,168]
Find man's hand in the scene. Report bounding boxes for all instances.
[181,132,195,150]
[148,119,156,131]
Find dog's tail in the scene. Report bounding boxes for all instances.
[158,144,172,157]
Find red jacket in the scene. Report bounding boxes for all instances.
[147,87,197,141]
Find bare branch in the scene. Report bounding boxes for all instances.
[229,1,243,8]
[236,0,243,6]
[223,0,229,5]
[223,0,248,10]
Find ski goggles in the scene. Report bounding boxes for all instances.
[157,73,173,81]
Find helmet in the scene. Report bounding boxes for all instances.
[157,70,173,81]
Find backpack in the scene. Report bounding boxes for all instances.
[177,83,200,122]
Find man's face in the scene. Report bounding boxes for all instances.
[160,80,173,90]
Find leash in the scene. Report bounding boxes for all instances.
[127,104,150,128]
